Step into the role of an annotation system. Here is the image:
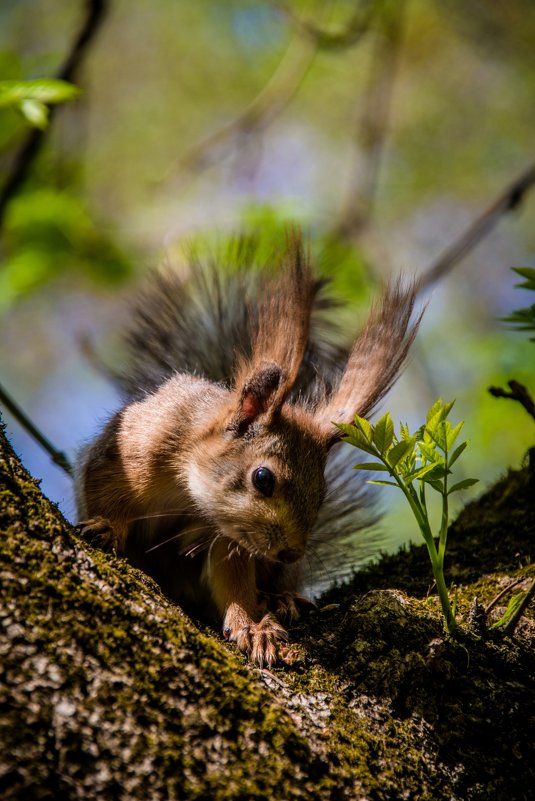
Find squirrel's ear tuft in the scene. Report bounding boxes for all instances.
[230,363,284,433]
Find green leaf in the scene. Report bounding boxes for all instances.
[427,480,444,494]
[406,462,443,482]
[427,400,455,434]
[335,422,358,438]
[512,266,535,288]
[414,424,426,441]
[20,98,48,129]
[425,420,449,451]
[442,400,455,418]
[349,441,380,457]
[0,248,54,310]
[491,592,526,629]
[339,427,378,456]
[426,398,444,423]
[367,479,399,488]
[399,421,410,440]
[0,78,80,108]
[421,465,449,482]
[0,188,133,309]
[353,462,390,471]
[446,420,464,450]
[387,437,416,468]
[418,441,442,464]
[501,269,535,332]
[373,413,394,455]
[397,452,417,479]
[448,478,479,494]
[448,441,467,468]
[353,414,373,442]
[337,423,374,450]
[501,306,535,332]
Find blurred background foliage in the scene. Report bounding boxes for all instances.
[1,0,534,568]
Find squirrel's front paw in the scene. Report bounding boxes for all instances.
[76,516,119,552]
[224,613,289,668]
[263,591,317,624]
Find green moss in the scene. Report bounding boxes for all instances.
[0,423,331,800]
[2,423,535,800]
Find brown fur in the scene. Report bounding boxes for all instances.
[77,234,421,666]
[232,230,315,415]
[314,278,421,442]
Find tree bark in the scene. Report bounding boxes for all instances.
[1,420,534,800]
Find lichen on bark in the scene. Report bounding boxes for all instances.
[1,420,534,800]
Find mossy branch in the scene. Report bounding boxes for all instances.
[416,163,535,294]
[488,380,535,423]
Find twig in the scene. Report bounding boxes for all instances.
[277,0,380,50]
[168,1,383,187]
[0,382,73,477]
[0,0,108,230]
[77,333,123,385]
[416,163,535,294]
[334,1,406,240]
[160,31,318,181]
[488,380,535,423]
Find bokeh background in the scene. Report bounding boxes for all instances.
[1,0,534,569]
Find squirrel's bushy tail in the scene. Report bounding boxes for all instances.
[117,235,348,402]
[312,278,422,443]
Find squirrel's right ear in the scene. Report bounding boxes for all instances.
[228,363,285,434]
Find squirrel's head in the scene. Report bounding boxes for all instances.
[182,237,420,563]
[185,364,327,563]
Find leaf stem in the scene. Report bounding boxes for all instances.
[438,448,449,566]
[385,453,456,633]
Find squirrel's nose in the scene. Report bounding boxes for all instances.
[277,548,302,564]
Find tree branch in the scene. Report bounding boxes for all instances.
[276,0,380,50]
[0,0,108,230]
[488,379,535,423]
[416,163,535,294]
[0,383,73,476]
[334,1,406,240]
[160,32,318,180]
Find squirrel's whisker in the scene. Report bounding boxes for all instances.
[76,232,421,667]
[129,509,196,525]
[182,540,211,558]
[144,525,210,554]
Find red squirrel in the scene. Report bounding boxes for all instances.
[77,233,420,666]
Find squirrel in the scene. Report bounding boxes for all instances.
[76,232,421,667]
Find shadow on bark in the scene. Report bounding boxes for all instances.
[1,420,534,800]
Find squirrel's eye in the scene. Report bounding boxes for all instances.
[252,466,275,497]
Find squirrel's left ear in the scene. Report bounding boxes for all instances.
[227,232,314,435]
[229,362,285,434]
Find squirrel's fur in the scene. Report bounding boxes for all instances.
[77,232,421,666]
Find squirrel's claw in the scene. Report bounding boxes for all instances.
[271,592,317,623]
[76,516,118,552]
[224,613,289,668]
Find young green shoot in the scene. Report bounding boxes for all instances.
[489,265,535,632]
[500,266,535,338]
[338,400,478,634]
